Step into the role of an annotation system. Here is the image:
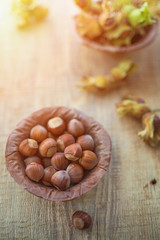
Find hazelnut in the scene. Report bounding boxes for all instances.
[66,163,84,184]
[51,170,70,191]
[57,133,75,152]
[24,156,43,166]
[42,166,56,186]
[51,153,69,170]
[72,211,92,230]
[76,135,94,151]
[42,158,52,168]
[79,150,98,170]
[25,163,44,182]
[30,125,48,142]
[64,143,82,161]
[39,138,57,157]
[19,139,38,157]
[47,117,66,135]
[67,119,85,137]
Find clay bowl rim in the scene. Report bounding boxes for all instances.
[5,107,112,202]
[73,18,158,53]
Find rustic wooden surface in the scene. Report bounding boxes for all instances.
[0,1,160,239]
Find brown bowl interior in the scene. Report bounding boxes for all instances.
[5,107,111,202]
[74,21,158,53]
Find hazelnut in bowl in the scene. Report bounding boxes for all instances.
[5,107,111,202]
[73,0,159,53]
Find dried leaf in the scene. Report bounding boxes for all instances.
[75,12,102,39]
[78,60,136,92]
[31,6,48,21]
[74,0,92,11]
[12,0,48,28]
[116,97,150,118]
[138,112,160,146]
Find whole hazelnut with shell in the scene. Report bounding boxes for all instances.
[47,117,66,135]
[79,150,98,170]
[39,138,57,157]
[30,125,48,142]
[72,211,92,230]
[64,143,82,161]
[51,170,70,191]
[76,134,94,151]
[19,139,38,157]
[51,153,69,170]
[67,119,85,137]
[25,163,44,182]
[66,163,84,184]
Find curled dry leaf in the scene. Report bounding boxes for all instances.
[74,12,102,40]
[116,96,150,119]
[138,112,160,147]
[116,96,160,146]
[78,60,136,92]
[12,0,48,29]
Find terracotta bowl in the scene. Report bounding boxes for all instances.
[5,107,111,202]
[74,21,158,53]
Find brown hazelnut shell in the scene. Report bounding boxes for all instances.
[72,211,92,229]
[24,156,43,166]
[51,170,70,191]
[51,153,69,170]
[76,134,94,151]
[30,124,48,142]
[79,150,98,170]
[66,163,84,184]
[25,163,44,182]
[47,117,66,135]
[42,166,57,186]
[42,158,52,168]
[39,138,57,157]
[57,133,75,152]
[64,143,82,161]
[5,107,111,202]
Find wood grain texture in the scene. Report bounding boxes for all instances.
[0,0,160,239]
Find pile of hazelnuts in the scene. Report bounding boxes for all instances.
[19,117,98,191]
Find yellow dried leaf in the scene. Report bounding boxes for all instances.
[93,76,108,89]
[78,60,136,92]
[110,37,132,46]
[99,12,122,31]
[105,24,132,40]
[116,98,150,118]
[32,6,48,21]
[138,112,160,146]
[75,13,102,39]
[111,60,135,80]
[12,0,48,28]
[17,10,31,28]
[74,0,92,11]
[89,2,102,15]
[21,0,34,5]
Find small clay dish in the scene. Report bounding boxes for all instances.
[74,21,158,53]
[5,107,111,202]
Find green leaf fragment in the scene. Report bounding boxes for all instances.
[127,2,155,27]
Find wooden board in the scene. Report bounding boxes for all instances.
[0,0,160,239]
